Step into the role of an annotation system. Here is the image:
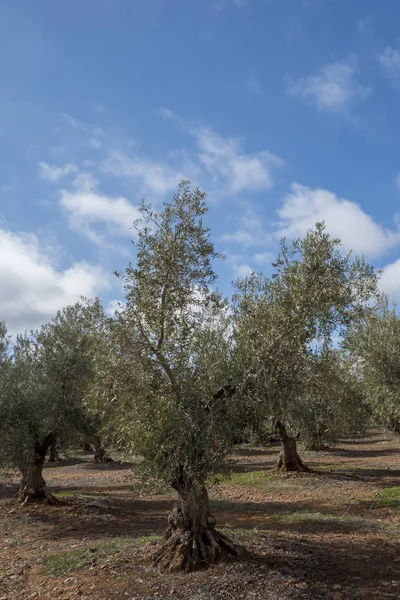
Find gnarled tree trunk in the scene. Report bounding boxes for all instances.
[151,474,244,571]
[275,421,309,472]
[17,433,58,503]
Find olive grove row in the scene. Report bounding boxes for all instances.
[0,182,398,571]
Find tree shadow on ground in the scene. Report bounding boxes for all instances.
[232,447,278,457]
[210,498,383,534]
[228,461,277,473]
[328,447,400,459]
[82,461,137,471]
[34,494,174,542]
[43,457,88,469]
[240,532,400,599]
[337,438,388,446]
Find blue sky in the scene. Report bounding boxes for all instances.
[2,0,400,333]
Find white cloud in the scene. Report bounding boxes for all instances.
[61,113,105,137]
[101,150,188,196]
[193,127,282,194]
[221,229,258,246]
[379,46,400,78]
[287,61,370,114]
[0,229,109,334]
[157,106,178,120]
[254,251,274,264]
[221,230,257,246]
[60,174,141,243]
[225,253,253,279]
[379,260,400,301]
[39,162,78,182]
[277,183,400,257]
[106,299,125,316]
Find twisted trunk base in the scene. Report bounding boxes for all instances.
[17,435,59,504]
[275,421,309,472]
[151,480,244,571]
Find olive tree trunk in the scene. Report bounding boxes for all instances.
[151,475,244,571]
[17,433,58,503]
[92,435,112,463]
[275,421,309,472]
[48,441,60,462]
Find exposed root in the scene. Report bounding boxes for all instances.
[15,488,60,505]
[149,491,246,572]
[150,526,245,572]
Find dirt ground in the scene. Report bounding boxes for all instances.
[1,428,400,600]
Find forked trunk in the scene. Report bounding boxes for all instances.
[275,421,309,472]
[17,434,58,504]
[151,476,244,571]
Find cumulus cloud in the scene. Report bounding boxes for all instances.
[287,61,370,114]
[277,183,400,257]
[39,162,78,182]
[60,174,141,244]
[0,229,109,334]
[193,127,282,194]
[379,260,400,302]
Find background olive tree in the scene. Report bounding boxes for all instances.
[346,297,400,434]
[233,223,379,470]
[0,301,101,503]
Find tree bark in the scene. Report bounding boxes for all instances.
[92,436,112,463]
[17,434,58,503]
[275,421,309,472]
[387,417,400,434]
[151,474,244,571]
[47,441,60,462]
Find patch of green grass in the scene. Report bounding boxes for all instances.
[43,536,161,576]
[53,491,77,498]
[269,510,399,534]
[53,491,109,499]
[375,487,400,508]
[212,470,276,487]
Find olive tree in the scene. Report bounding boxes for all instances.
[0,301,100,503]
[87,182,244,571]
[233,223,378,469]
[346,297,400,433]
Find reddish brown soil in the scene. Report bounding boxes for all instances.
[1,429,400,599]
